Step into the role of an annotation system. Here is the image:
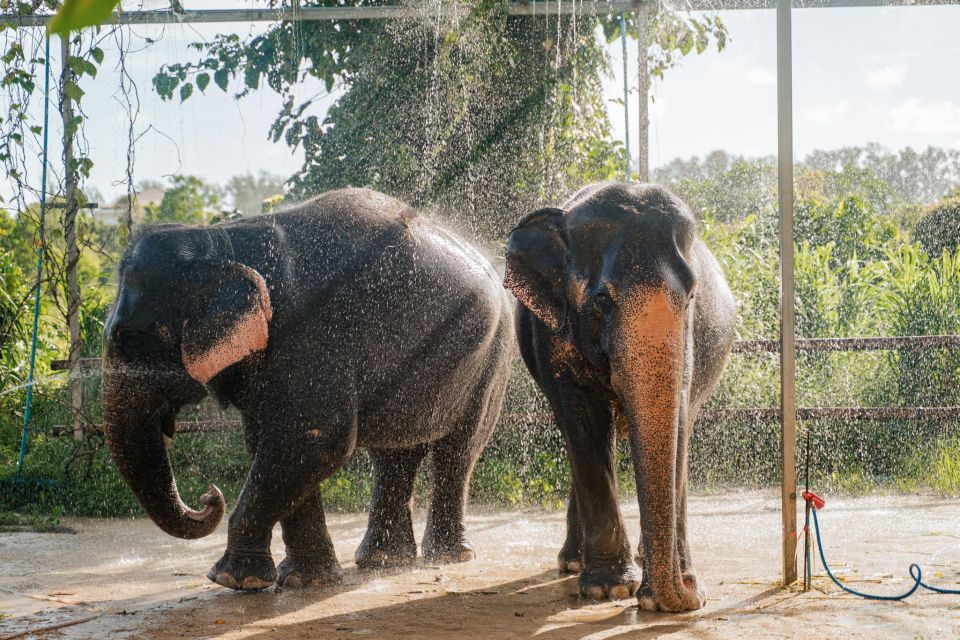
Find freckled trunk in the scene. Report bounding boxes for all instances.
[611,289,695,612]
[102,358,224,539]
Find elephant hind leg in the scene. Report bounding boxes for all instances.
[558,487,584,573]
[355,445,428,569]
[422,372,505,563]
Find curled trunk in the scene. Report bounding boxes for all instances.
[103,363,224,539]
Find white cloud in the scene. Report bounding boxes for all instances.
[864,64,907,90]
[804,100,851,125]
[889,98,960,135]
[744,67,776,85]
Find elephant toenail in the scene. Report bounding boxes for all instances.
[609,585,630,600]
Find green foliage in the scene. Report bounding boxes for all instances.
[47,0,120,35]
[224,172,287,216]
[600,4,728,81]
[914,193,960,258]
[142,175,222,225]
[151,0,728,239]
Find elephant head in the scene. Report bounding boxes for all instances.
[504,183,701,611]
[102,227,272,539]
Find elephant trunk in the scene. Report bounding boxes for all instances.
[103,360,224,539]
[610,286,699,612]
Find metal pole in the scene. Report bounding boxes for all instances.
[60,35,83,443]
[635,4,651,182]
[619,12,631,182]
[777,0,798,586]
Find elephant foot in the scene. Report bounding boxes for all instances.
[421,535,475,564]
[355,525,418,569]
[578,562,642,601]
[637,572,706,612]
[557,545,583,574]
[276,555,343,588]
[207,548,276,591]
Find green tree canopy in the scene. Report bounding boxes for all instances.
[153,0,726,239]
[142,175,222,225]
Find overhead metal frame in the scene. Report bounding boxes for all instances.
[2,0,958,26]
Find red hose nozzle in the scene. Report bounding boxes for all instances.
[802,490,825,510]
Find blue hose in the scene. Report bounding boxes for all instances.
[15,35,52,478]
[811,507,960,600]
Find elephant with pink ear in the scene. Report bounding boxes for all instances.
[103,187,514,590]
[504,182,736,612]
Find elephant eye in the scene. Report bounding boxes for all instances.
[593,287,615,313]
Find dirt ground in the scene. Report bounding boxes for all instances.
[2,491,960,640]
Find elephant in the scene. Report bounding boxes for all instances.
[102,187,514,591]
[504,182,736,612]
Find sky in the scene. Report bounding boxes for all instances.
[5,2,960,204]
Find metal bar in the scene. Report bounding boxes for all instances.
[3,0,958,28]
[50,357,102,371]
[698,406,960,421]
[620,11,631,182]
[58,405,960,436]
[733,334,960,353]
[636,3,651,182]
[47,334,960,371]
[777,0,797,587]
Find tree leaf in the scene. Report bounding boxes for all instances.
[91,47,104,64]
[63,81,84,103]
[67,56,86,76]
[179,82,193,102]
[214,68,229,91]
[65,115,83,137]
[48,0,122,36]
[196,72,210,92]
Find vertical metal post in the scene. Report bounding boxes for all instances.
[60,35,83,443]
[619,12,631,182]
[635,3,650,182]
[777,0,798,586]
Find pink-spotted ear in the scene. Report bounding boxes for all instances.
[504,207,568,332]
[181,261,272,385]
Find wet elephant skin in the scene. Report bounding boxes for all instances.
[504,182,736,612]
[102,187,514,591]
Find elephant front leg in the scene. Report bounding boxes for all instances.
[355,445,427,569]
[558,390,640,600]
[276,487,343,588]
[209,409,357,591]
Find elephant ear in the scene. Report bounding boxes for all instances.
[504,207,568,332]
[181,261,273,385]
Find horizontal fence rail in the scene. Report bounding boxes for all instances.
[732,335,960,353]
[54,335,960,371]
[54,405,960,437]
[47,334,960,436]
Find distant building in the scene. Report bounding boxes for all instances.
[91,187,166,226]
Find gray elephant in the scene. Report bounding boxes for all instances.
[504,182,736,612]
[103,187,514,590]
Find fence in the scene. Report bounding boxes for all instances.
[48,334,960,436]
